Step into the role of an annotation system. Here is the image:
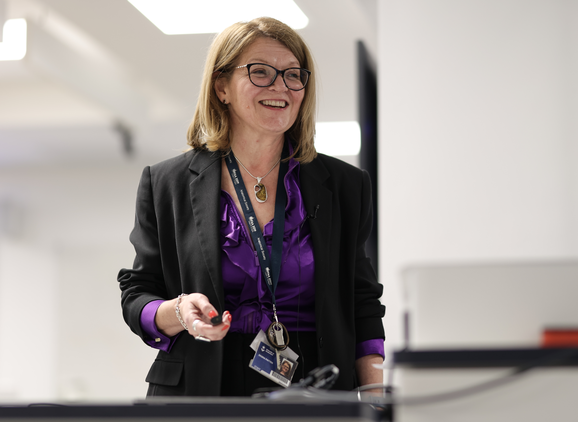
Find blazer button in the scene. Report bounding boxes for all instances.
[319,336,323,348]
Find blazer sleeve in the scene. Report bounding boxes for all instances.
[118,166,169,341]
[353,169,385,343]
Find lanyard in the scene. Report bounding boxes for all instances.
[224,146,288,315]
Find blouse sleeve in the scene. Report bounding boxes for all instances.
[140,300,180,353]
[356,339,385,360]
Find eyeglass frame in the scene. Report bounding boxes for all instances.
[235,63,311,91]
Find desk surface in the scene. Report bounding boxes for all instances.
[0,398,382,421]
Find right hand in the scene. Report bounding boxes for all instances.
[176,293,232,341]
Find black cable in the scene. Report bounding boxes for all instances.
[291,364,340,390]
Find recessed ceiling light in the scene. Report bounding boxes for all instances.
[126,0,309,35]
[315,122,361,157]
[0,19,27,61]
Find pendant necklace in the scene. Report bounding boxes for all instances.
[234,154,281,203]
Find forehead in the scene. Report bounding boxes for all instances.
[238,37,300,67]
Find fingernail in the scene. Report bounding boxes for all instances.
[221,324,230,332]
[208,310,218,318]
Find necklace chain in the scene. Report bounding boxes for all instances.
[234,154,281,184]
[231,149,281,204]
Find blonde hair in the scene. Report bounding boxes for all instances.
[186,17,317,163]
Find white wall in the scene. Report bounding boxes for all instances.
[0,240,56,400]
[378,0,578,354]
[0,163,158,401]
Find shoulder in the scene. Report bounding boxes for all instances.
[146,148,220,185]
[300,154,372,213]
[302,153,368,185]
[149,149,196,175]
[314,153,363,173]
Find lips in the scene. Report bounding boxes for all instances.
[260,100,287,108]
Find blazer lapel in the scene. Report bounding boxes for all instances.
[188,150,225,309]
[300,157,332,320]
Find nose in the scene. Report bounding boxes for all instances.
[269,72,288,91]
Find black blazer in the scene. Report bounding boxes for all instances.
[118,148,385,395]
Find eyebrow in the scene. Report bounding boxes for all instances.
[247,58,301,68]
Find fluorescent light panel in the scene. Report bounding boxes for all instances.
[0,19,27,61]
[127,0,309,35]
[315,122,361,157]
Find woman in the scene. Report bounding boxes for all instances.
[118,17,385,397]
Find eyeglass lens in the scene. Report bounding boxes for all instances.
[248,64,309,90]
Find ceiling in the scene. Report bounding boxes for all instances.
[0,0,377,167]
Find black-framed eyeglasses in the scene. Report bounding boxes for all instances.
[236,63,311,91]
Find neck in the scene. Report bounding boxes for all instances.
[230,135,284,175]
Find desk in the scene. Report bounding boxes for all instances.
[0,398,382,422]
[392,348,578,422]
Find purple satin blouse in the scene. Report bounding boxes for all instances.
[140,155,384,360]
[220,157,315,334]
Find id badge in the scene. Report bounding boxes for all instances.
[249,330,299,388]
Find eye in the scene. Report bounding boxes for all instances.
[250,65,272,78]
[285,69,301,81]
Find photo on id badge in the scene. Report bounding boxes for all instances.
[250,341,298,387]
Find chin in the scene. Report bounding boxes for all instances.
[264,121,295,134]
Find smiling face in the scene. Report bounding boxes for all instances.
[215,37,305,143]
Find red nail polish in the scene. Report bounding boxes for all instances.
[208,310,218,318]
[221,324,230,332]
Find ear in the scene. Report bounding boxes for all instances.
[214,75,228,103]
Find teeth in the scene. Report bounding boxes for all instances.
[261,100,287,108]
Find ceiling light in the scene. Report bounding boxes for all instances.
[126,0,309,34]
[0,19,27,61]
[315,122,361,156]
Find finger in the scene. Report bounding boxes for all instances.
[191,312,231,337]
[192,320,222,341]
[194,311,232,341]
[188,294,219,322]
[178,295,206,329]
[191,318,202,333]
[220,311,232,331]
